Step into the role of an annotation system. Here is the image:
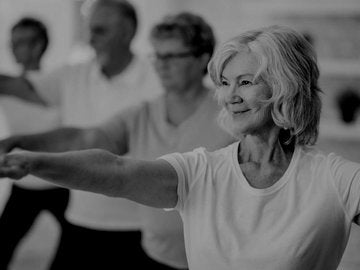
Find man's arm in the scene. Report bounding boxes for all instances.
[0,127,122,155]
[0,74,47,106]
[0,149,178,208]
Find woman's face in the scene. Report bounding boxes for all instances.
[217,51,274,138]
[151,37,204,93]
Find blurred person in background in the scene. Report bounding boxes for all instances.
[0,17,48,105]
[0,0,162,269]
[0,17,67,270]
[11,17,49,76]
[0,11,234,269]
[125,12,235,269]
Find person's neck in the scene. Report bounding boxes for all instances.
[164,81,208,126]
[239,127,294,165]
[22,62,41,75]
[100,49,133,79]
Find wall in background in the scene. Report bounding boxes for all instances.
[1,0,359,73]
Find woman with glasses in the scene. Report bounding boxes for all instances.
[130,12,235,269]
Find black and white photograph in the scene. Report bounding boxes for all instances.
[0,0,359,269]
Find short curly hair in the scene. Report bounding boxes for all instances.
[208,25,322,145]
[150,12,215,73]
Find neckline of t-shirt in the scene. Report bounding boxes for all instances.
[231,141,300,196]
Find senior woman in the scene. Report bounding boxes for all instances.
[0,25,358,270]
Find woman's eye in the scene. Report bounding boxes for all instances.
[239,80,252,86]
[221,80,229,86]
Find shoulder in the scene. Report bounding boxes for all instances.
[205,142,237,163]
[161,142,238,173]
[295,146,331,172]
[296,146,360,177]
[297,146,328,165]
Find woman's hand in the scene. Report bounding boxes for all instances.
[0,152,31,180]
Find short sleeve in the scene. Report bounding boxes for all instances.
[159,148,209,212]
[329,153,360,219]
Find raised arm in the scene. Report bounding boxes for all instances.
[0,127,122,155]
[0,149,178,208]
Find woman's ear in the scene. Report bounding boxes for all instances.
[275,97,287,117]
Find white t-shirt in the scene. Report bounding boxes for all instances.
[0,70,61,189]
[100,92,234,268]
[317,122,360,270]
[161,142,360,270]
[32,56,162,229]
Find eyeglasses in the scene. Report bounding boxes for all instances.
[150,51,195,62]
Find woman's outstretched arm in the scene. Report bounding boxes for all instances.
[0,149,178,208]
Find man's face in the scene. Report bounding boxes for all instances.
[11,27,40,66]
[88,5,128,65]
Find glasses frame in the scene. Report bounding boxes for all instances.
[150,51,196,62]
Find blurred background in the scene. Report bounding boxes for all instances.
[0,0,359,269]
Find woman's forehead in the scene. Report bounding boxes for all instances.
[222,52,260,78]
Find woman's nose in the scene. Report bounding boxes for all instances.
[229,94,243,103]
[226,83,242,102]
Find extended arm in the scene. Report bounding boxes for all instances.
[0,127,123,155]
[0,149,178,208]
[0,74,47,106]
